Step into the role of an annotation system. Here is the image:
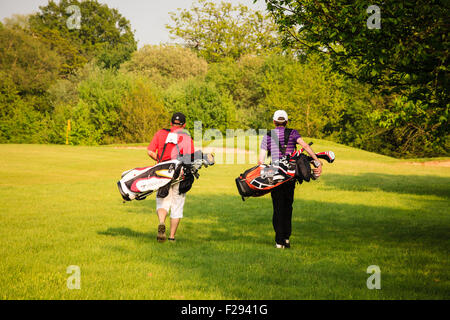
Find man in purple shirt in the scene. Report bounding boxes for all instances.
[258,110,322,249]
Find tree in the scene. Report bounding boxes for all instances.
[0,27,62,96]
[206,55,267,128]
[120,78,169,143]
[29,0,137,72]
[121,45,208,88]
[263,0,449,155]
[67,67,168,145]
[258,54,348,137]
[46,62,101,144]
[167,0,281,62]
[0,19,72,144]
[75,67,132,144]
[0,73,52,144]
[2,14,31,30]
[371,96,449,156]
[164,79,237,133]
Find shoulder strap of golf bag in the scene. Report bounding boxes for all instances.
[158,129,181,163]
[267,128,292,157]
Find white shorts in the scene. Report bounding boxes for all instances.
[156,183,186,219]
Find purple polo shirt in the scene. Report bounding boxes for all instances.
[261,127,302,161]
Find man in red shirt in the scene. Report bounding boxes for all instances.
[147,112,194,242]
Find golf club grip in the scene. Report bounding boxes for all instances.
[305,154,333,163]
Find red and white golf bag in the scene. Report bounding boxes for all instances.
[118,160,181,201]
[117,151,214,202]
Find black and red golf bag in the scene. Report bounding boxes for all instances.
[235,146,335,201]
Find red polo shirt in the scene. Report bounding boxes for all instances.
[147,126,194,162]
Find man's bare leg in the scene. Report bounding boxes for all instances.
[169,218,180,240]
[157,208,167,224]
[157,208,168,242]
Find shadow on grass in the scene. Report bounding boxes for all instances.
[321,173,450,198]
[98,187,450,299]
[98,227,152,240]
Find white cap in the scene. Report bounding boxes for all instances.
[273,110,288,121]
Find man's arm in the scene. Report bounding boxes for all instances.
[147,150,158,161]
[258,135,268,165]
[185,135,195,155]
[297,137,322,176]
[258,149,266,165]
[147,130,160,162]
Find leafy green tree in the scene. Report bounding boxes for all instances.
[34,28,88,76]
[372,96,449,156]
[46,62,101,144]
[120,78,169,143]
[69,99,103,145]
[67,67,168,145]
[0,75,51,144]
[29,0,137,71]
[3,13,87,76]
[326,76,390,153]
[206,55,266,128]
[167,0,281,62]
[263,0,448,98]
[0,27,62,96]
[75,67,132,144]
[2,14,31,30]
[164,79,237,133]
[0,19,66,143]
[262,0,449,155]
[259,54,348,137]
[121,45,208,88]
[0,25,62,138]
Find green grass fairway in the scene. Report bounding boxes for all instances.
[0,142,449,299]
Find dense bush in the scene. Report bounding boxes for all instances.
[121,45,208,88]
[164,79,237,134]
[259,54,348,138]
[0,27,62,97]
[0,26,62,142]
[206,55,267,129]
[120,78,169,143]
[0,85,51,144]
[67,68,167,145]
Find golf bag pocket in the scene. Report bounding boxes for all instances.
[179,172,194,194]
[295,153,312,183]
[157,183,170,198]
[235,176,254,197]
[236,165,261,197]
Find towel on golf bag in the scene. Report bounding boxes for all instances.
[117,151,213,202]
[235,150,335,200]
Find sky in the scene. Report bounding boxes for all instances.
[0,0,268,47]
